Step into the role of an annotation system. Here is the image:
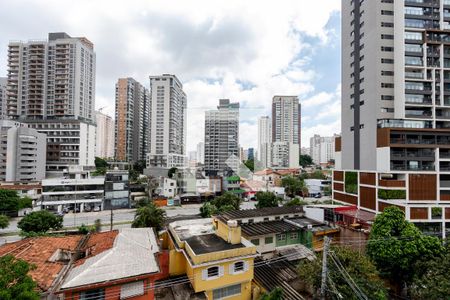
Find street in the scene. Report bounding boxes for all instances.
[0,201,258,245]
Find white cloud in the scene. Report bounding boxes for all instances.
[0,0,341,152]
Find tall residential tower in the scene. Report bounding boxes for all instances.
[6,32,96,174]
[95,110,114,159]
[114,78,150,162]
[334,0,450,237]
[204,99,240,176]
[257,116,272,169]
[147,74,186,168]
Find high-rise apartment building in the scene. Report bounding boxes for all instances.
[0,77,7,118]
[271,96,300,168]
[114,78,150,162]
[0,120,46,181]
[95,110,114,159]
[205,99,240,176]
[6,32,96,174]
[147,74,186,168]
[310,134,337,165]
[196,142,205,164]
[257,116,272,169]
[334,0,450,237]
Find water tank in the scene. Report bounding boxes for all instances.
[227,220,238,228]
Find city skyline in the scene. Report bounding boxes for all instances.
[0,0,341,152]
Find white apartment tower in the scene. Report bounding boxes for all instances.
[271,96,301,168]
[0,120,46,181]
[95,110,114,159]
[196,142,205,164]
[335,0,450,238]
[6,32,96,174]
[257,116,272,169]
[310,134,337,165]
[0,77,7,118]
[205,99,240,176]
[147,74,186,168]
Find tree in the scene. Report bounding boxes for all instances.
[0,255,40,300]
[0,189,21,215]
[168,167,178,179]
[95,156,108,168]
[367,207,443,292]
[132,202,166,231]
[284,198,308,207]
[298,246,388,300]
[309,170,326,179]
[200,192,241,217]
[301,186,309,200]
[17,210,63,234]
[259,287,283,300]
[133,160,146,174]
[281,176,303,197]
[255,191,280,208]
[18,196,33,210]
[0,214,9,229]
[410,244,450,299]
[299,154,313,167]
[244,159,254,172]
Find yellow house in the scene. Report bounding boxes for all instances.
[166,218,257,300]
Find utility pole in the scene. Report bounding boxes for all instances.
[110,208,113,231]
[320,236,331,300]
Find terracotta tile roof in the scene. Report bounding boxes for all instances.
[276,169,300,176]
[253,169,280,176]
[76,230,119,266]
[0,235,82,291]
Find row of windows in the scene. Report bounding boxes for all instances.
[203,261,248,280]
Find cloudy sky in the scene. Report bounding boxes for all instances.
[0,0,341,152]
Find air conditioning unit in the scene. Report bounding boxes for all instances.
[307,224,313,229]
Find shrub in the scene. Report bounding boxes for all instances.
[377,189,406,199]
[344,171,358,194]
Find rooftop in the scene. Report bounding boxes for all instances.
[0,235,82,291]
[169,218,215,241]
[253,169,280,176]
[241,220,300,237]
[185,234,245,255]
[287,217,337,233]
[62,228,160,289]
[217,206,304,222]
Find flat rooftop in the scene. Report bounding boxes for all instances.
[170,218,215,241]
[288,217,337,232]
[185,234,245,255]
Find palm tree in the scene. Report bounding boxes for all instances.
[132,202,166,231]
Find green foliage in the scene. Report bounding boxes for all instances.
[259,287,283,300]
[377,189,406,200]
[410,244,450,299]
[244,159,254,172]
[18,196,33,210]
[0,214,9,229]
[136,197,150,208]
[133,160,146,174]
[78,223,90,234]
[255,191,280,209]
[431,207,442,219]
[281,176,303,197]
[95,156,108,168]
[309,170,326,179]
[132,202,166,231]
[17,210,63,234]
[299,154,313,167]
[94,219,102,232]
[200,192,241,217]
[0,255,39,300]
[0,189,21,215]
[344,171,358,194]
[298,246,388,300]
[284,198,308,207]
[92,167,107,176]
[168,167,178,179]
[129,169,140,182]
[323,185,331,196]
[367,207,444,286]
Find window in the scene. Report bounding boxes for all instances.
[234,261,245,272]
[382,71,394,76]
[265,236,273,244]
[381,46,394,52]
[382,95,394,100]
[120,281,144,299]
[263,217,269,221]
[290,232,298,240]
[381,58,394,64]
[381,34,394,40]
[381,83,394,88]
[204,266,222,280]
[381,22,394,27]
[381,10,394,15]
[277,234,286,241]
[213,284,241,299]
[251,238,260,246]
[248,219,254,224]
[80,289,105,300]
[275,216,280,220]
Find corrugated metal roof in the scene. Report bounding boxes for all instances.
[241,220,299,237]
[61,228,160,289]
[217,206,304,221]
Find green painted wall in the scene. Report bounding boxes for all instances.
[275,230,302,247]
